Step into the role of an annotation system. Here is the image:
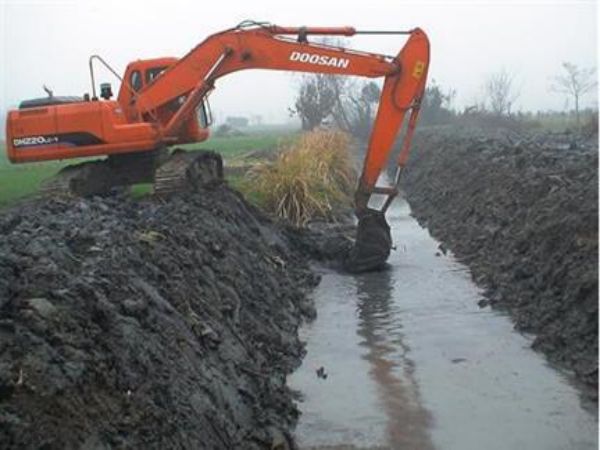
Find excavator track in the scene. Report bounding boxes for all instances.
[40,160,115,197]
[153,149,223,195]
[40,150,164,198]
[38,148,224,198]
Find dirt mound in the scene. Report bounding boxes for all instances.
[402,127,598,394]
[0,186,319,449]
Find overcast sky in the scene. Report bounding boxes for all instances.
[1,0,597,123]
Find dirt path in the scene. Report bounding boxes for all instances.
[290,200,597,450]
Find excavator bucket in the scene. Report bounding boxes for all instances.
[344,209,392,273]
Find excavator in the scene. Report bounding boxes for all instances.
[5,21,430,272]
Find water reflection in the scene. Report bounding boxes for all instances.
[355,268,435,450]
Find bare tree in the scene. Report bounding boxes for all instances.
[484,69,519,116]
[289,74,380,136]
[420,79,456,125]
[289,38,350,130]
[289,74,340,130]
[331,80,381,139]
[289,27,382,137]
[551,62,597,126]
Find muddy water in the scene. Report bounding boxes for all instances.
[289,200,598,450]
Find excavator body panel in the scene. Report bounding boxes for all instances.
[7,101,157,163]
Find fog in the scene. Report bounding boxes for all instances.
[1,0,597,125]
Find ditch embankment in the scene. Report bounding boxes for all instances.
[402,127,598,395]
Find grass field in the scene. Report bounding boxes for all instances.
[0,148,70,207]
[182,128,296,159]
[0,126,297,207]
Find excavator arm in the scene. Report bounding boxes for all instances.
[134,23,429,209]
[132,22,430,271]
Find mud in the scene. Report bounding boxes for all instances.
[0,186,319,449]
[401,127,598,394]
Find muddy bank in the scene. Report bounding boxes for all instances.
[0,185,319,449]
[402,127,598,394]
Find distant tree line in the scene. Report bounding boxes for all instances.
[551,63,597,127]
[290,62,597,134]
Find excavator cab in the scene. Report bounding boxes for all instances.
[114,57,211,143]
[117,58,178,114]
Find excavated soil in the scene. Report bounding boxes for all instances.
[0,185,320,449]
[402,127,598,395]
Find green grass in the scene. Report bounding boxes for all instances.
[180,130,296,160]
[130,183,153,198]
[0,128,297,208]
[227,173,269,206]
[0,147,72,206]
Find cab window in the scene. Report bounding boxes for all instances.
[130,70,143,92]
[197,100,213,128]
[146,66,167,84]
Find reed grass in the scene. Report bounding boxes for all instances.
[244,129,356,226]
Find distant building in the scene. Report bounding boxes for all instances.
[250,114,263,126]
[225,116,249,128]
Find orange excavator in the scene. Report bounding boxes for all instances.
[5,21,429,271]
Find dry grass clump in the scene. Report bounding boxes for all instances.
[246,129,357,227]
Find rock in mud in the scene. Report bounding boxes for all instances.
[0,185,319,449]
[402,127,598,394]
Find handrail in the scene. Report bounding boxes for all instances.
[88,54,159,123]
[88,54,124,99]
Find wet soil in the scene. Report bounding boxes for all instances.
[0,185,319,449]
[401,127,598,395]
